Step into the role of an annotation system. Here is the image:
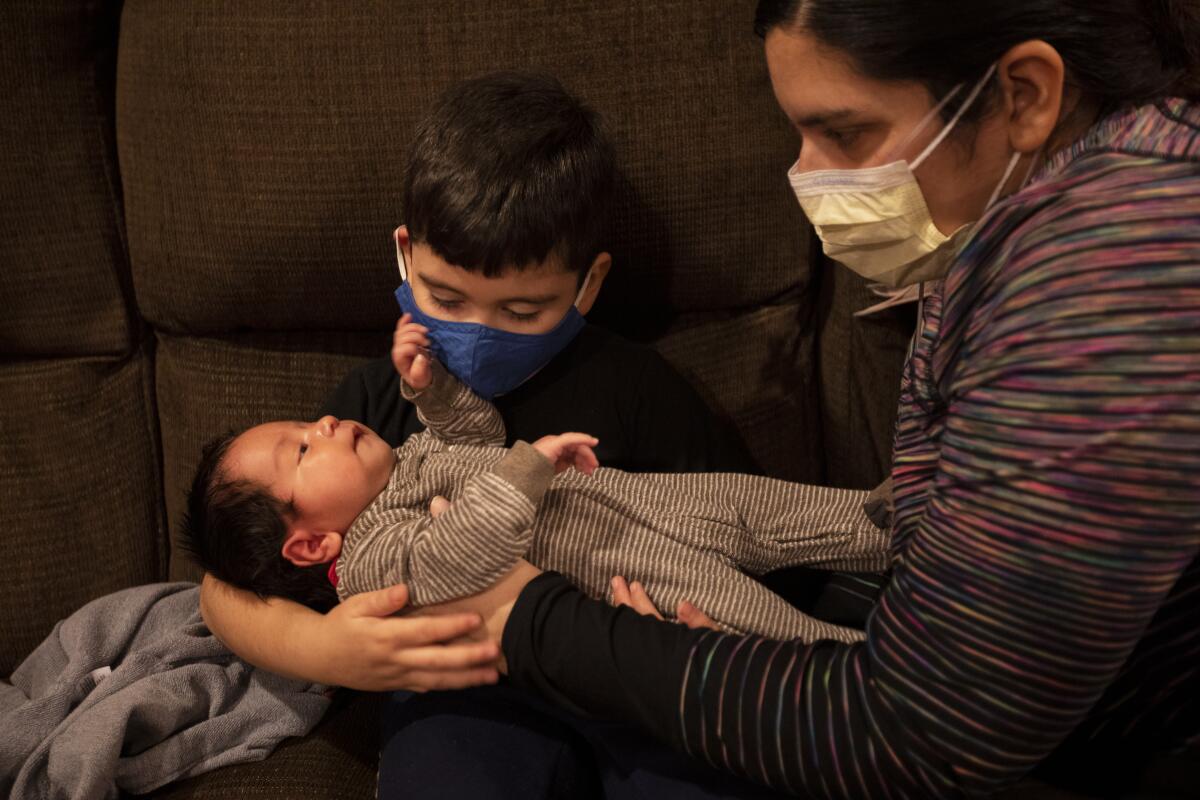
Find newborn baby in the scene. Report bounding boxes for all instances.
[182,319,890,643]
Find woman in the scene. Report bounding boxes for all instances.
[436,1,1200,797]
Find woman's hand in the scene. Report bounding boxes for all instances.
[316,584,503,691]
[609,575,719,631]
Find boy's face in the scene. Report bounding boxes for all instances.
[396,226,610,335]
[225,416,396,535]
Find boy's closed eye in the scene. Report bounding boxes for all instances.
[503,306,542,323]
[428,294,463,312]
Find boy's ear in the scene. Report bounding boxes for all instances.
[281,528,343,568]
[575,252,612,315]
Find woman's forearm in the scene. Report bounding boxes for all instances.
[200,573,331,682]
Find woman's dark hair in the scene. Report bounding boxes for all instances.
[180,432,340,613]
[404,70,616,278]
[754,0,1200,121]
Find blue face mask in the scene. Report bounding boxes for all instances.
[393,238,590,400]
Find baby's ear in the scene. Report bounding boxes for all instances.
[281,529,343,567]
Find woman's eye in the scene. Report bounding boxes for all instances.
[825,128,863,150]
[299,443,308,459]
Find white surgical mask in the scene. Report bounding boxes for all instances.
[788,63,1023,289]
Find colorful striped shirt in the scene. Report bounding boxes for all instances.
[504,99,1200,798]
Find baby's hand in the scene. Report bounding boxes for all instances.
[532,433,600,476]
[392,313,433,390]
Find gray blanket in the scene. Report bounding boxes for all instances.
[1,583,331,799]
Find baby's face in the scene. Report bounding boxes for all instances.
[225,416,395,534]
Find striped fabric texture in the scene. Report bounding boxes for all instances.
[674,100,1200,796]
[336,363,891,642]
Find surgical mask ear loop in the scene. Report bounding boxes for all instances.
[984,151,1024,209]
[909,62,1000,171]
[887,82,965,164]
[984,141,1047,210]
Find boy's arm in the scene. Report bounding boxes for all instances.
[198,573,500,691]
[400,359,507,447]
[339,441,553,606]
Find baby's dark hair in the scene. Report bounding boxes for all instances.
[180,431,340,612]
[403,70,616,279]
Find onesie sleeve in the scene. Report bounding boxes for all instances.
[400,360,506,447]
[338,441,555,606]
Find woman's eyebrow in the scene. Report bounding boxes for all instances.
[794,108,860,127]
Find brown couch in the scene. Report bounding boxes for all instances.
[1,1,913,797]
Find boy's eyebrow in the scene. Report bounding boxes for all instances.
[417,275,467,296]
[498,291,560,305]
[419,274,560,305]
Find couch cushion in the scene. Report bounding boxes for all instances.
[156,332,387,581]
[0,0,133,357]
[0,351,164,674]
[813,258,915,490]
[116,0,810,336]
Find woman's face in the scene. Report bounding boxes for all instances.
[765,27,1018,235]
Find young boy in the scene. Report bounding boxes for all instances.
[197,70,872,798]
[183,319,888,643]
[323,70,757,478]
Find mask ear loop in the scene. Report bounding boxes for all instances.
[887,82,965,164]
[571,268,593,308]
[394,227,409,282]
[909,62,999,171]
[984,151,1023,209]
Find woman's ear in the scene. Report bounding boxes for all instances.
[575,252,612,315]
[281,529,343,567]
[997,40,1067,153]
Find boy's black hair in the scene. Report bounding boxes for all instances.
[403,70,616,278]
[180,431,340,613]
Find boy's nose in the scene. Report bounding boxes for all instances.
[316,416,339,437]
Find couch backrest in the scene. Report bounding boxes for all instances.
[0,0,166,676]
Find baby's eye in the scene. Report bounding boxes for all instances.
[299,442,308,460]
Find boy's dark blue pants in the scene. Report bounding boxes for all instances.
[377,684,789,800]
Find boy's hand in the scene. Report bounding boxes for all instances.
[532,433,600,475]
[392,313,433,390]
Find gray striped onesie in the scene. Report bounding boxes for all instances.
[335,365,891,643]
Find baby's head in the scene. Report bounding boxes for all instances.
[181,416,395,611]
